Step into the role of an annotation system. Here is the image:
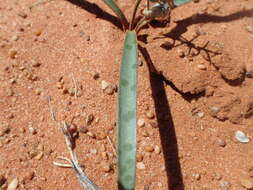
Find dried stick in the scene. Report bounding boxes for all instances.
[47,96,56,121]
[106,136,117,158]
[71,74,78,99]
[61,122,101,190]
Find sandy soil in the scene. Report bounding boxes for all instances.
[0,0,253,189]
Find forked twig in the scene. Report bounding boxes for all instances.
[57,122,101,190]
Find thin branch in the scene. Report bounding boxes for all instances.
[71,74,78,99]
[130,0,143,30]
[61,122,101,190]
[47,96,56,121]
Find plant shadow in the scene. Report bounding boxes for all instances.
[66,0,123,30]
[139,45,184,190]
[154,9,252,87]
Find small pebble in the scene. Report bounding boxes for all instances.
[216,139,226,147]
[68,88,75,96]
[245,25,253,34]
[87,131,95,138]
[240,178,253,189]
[146,111,155,119]
[31,61,41,67]
[197,112,204,118]
[144,184,150,190]
[34,151,43,160]
[9,78,17,84]
[6,88,14,97]
[9,50,18,59]
[7,178,18,190]
[101,152,108,160]
[235,131,250,143]
[79,126,88,133]
[136,153,144,162]
[210,106,220,113]
[104,85,114,95]
[11,35,19,41]
[137,119,145,127]
[246,71,253,78]
[29,127,36,135]
[136,162,145,170]
[34,29,42,36]
[154,145,161,154]
[101,80,109,90]
[89,149,97,154]
[96,131,106,140]
[193,173,201,180]
[7,113,14,119]
[177,49,185,58]
[22,171,35,183]
[144,145,154,152]
[214,173,222,180]
[219,181,231,190]
[141,130,149,137]
[197,64,207,70]
[101,162,111,173]
[35,88,42,95]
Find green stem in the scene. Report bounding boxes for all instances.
[130,0,143,30]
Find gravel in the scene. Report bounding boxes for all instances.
[219,180,231,190]
[137,119,145,127]
[146,111,155,119]
[216,139,226,147]
[7,178,18,190]
[144,145,154,152]
[240,178,253,190]
[235,131,250,143]
[136,162,145,170]
[101,80,109,90]
[154,145,161,154]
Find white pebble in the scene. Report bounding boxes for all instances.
[89,149,97,154]
[137,119,145,127]
[7,178,18,190]
[136,162,145,170]
[101,80,109,90]
[197,112,204,118]
[235,131,250,143]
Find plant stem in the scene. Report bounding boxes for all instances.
[102,0,129,30]
[130,0,143,30]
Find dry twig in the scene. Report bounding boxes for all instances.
[107,135,117,158]
[47,96,56,121]
[55,122,101,190]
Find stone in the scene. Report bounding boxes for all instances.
[137,119,145,127]
[136,162,145,170]
[240,178,253,190]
